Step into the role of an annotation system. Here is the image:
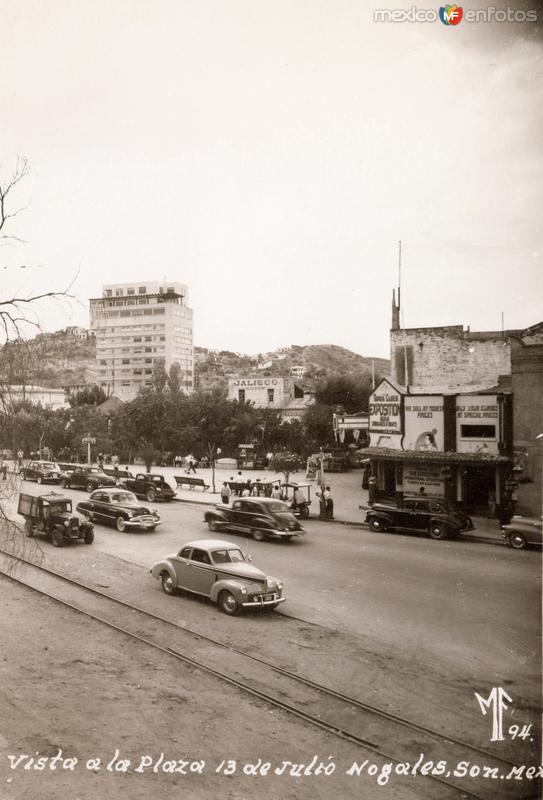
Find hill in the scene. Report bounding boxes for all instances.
[0,332,389,393]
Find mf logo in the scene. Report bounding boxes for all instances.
[475,687,513,742]
[439,4,463,25]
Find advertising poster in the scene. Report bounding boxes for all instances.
[456,395,499,454]
[403,396,444,452]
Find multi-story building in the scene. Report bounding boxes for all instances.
[90,281,193,401]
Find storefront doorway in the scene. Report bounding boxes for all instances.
[462,466,495,514]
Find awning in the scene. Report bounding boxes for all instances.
[356,447,511,465]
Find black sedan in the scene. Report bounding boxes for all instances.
[76,489,162,531]
[61,465,117,493]
[204,497,305,542]
[120,473,176,502]
[20,460,61,484]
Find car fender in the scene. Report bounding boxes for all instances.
[366,510,394,525]
[204,509,229,523]
[209,578,248,604]
[151,560,177,585]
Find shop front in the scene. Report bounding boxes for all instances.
[360,379,513,514]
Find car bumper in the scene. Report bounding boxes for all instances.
[242,595,286,608]
[268,528,305,538]
[124,517,162,529]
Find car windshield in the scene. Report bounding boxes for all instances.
[49,501,72,513]
[211,548,245,564]
[267,501,289,512]
[41,462,57,470]
[151,476,164,484]
[111,492,137,503]
[89,468,104,474]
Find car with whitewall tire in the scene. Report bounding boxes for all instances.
[150,539,285,615]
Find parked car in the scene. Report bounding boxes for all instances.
[204,497,305,541]
[365,497,474,540]
[60,465,117,492]
[18,491,94,546]
[502,515,542,550]
[150,538,285,615]
[120,473,176,502]
[19,460,61,484]
[76,489,162,532]
[103,467,134,481]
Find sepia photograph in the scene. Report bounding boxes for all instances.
[0,1,542,799]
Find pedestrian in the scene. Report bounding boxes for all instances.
[488,490,496,519]
[271,484,281,499]
[187,458,197,474]
[220,482,231,505]
[236,470,244,496]
[324,486,334,519]
[419,486,426,497]
[242,479,252,497]
[0,459,7,480]
[17,449,24,469]
[113,463,120,482]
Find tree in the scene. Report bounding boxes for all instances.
[314,372,375,413]
[68,385,107,407]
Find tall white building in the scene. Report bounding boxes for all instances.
[90,280,194,400]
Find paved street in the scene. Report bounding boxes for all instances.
[8,477,541,706]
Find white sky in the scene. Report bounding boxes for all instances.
[1,0,542,358]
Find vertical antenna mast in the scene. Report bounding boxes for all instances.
[398,240,403,329]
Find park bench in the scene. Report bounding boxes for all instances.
[174,475,210,491]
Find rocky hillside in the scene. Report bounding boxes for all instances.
[0,330,97,389]
[0,332,389,392]
[195,344,389,392]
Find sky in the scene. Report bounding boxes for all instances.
[0,0,542,358]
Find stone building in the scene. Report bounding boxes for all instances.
[361,291,543,516]
[227,376,311,422]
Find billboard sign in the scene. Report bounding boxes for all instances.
[403,396,444,452]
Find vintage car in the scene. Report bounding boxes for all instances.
[120,473,176,502]
[365,497,474,540]
[76,488,161,531]
[18,491,94,546]
[150,538,285,615]
[60,465,117,492]
[502,515,542,550]
[19,460,62,484]
[204,497,305,541]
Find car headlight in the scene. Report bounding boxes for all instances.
[277,582,283,590]
[64,520,70,527]
[240,587,247,595]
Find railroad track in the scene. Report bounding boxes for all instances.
[0,548,536,800]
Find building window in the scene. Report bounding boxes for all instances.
[104,289,112,297]
[127,288,135,295]
[238,389,245,402]
[134,337,141,342]
[145,358,152,364]
[138,286,146,294]
[460,425,496,439]
[122,359,130,365]
[133,369,142,375]
[145,347,152,352]
[115,289,123,296]
[267,389,274,403]
[145,336,152,341]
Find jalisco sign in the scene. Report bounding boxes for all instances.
[231,379,278,387]
[369,380,402,435]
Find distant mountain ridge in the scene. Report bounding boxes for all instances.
[0,331,389,392]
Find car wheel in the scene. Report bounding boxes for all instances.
[83,527,94,545]
[85,481,95,493]
[24,519,34,537]
[252,528,266,542]
[19,469,25,477]
[509,532,527,550]
[370,518,386,532]
[51,527,64,547]
[116,516,127,532]
[429,522,449,540]
[160,571,176,595]
[147,525,156,532]
[37,475,43,485]
[207,519,219,532]
[146,489,156,503]
[300,506,310,519]
[218,590,240,616]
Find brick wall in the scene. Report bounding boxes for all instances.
[390,326,511,392]
[511,337,543,516]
